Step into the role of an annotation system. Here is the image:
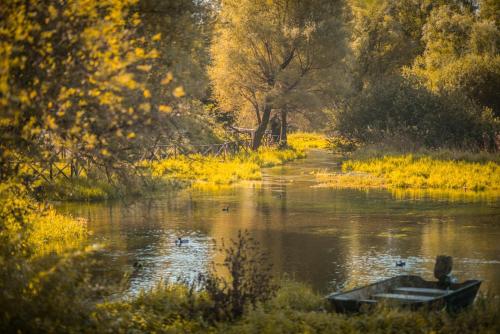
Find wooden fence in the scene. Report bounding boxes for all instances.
[17,129,278,183]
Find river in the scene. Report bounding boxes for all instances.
[57,150,500,295]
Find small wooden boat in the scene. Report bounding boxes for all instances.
[327,275,481,313]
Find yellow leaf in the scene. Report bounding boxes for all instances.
[143,89,151,98]
[158,105,173,113]
[173,86,185,98]
[100,149,110,156]
[161,72,174,85]
[48,5,58,19]
[137,65,152,72]
[45,115,57,130]
[127,132,136,139]
[135,48,145,57]
[152,33,161,41]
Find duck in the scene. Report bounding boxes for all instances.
[396,260,406,267]
[133,261,143,269]
[175,237,189,245]
[222,206,229,212]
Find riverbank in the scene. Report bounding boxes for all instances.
[3,157,500,333]
[94,280,500,333]
[316,150,500,199]
[42,133,329,200]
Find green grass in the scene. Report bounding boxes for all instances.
[317,154,500,198]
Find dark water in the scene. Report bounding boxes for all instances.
[57,150,500,295]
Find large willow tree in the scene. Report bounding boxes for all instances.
[209,0,345,149]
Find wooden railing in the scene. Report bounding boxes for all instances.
[15,130,279,183]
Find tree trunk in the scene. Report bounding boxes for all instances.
[252,104,272,150]
[279,109,287,147]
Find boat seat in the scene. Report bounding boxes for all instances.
[373,293,435,302]
[393,287,449,296]
[360,299,377,304]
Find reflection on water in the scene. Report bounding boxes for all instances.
[57,150,500,295]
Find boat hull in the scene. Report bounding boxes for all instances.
[327,275,481,313]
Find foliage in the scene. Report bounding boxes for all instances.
[406,4,500,116]
[0,0,183,183]
[336,0,500,150]
[138,0,214,100]
[328,135,360,154]
[209,0,346,149]
[333,75,495,149]
[40,177,116,202]
[199,231,278,321]
[0,181,107,333]
[29,208,87,256]
[97,280,500,333]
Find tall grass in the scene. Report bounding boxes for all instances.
[344,155,500,191]
[148,147,305,187]
[288,132,330,150]
[29,207,88,256]
[317,154,500,197]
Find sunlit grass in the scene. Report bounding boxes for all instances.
[287,132,330,150]
[317,155,500,199]
[148,147,305,187]
[29,207,88,256]
[315,171,386,189]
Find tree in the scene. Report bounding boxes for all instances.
[331,0,499,149]
[407,4,500,115]
[0,0,180,181]
[209,0,345,149]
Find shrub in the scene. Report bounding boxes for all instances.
[199,231,278,321]
[0,182,106,333]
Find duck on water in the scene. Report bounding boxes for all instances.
[175,237,189,245]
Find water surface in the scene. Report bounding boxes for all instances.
[58,150,500,295]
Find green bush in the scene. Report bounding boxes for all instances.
[0,182,107,333]
[333,75,497,150]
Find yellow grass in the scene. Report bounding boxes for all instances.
[287,132,330,150]
[29,207,88,255]
[148,147,305,187]
[316,155,500,197]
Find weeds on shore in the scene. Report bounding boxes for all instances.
[288,132,330,151]
[148,147,304,187]
[317,154,500,198]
